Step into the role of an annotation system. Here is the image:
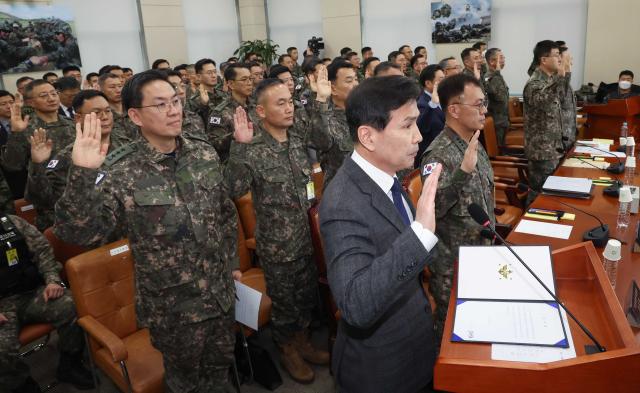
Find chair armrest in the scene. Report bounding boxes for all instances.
[246,238,256,250]
[492,155,528,164]
[78,315,127,363]
[493,176,516,185]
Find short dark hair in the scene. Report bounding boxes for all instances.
[24,79,52,98]
[555,40,567,48]
[399,45,410,52]
[419,64,443,87]
[361,46,372,56]
[373,61,401,76]
[414,46,426,55]
[42,72,58,81]
[533,40,559,65]
[340,47,352,57]
[388,51,401,62]
[85,72,98,82]
[410,54,425,68]
[227,57,239,63]
[246,61,262,70]
[346,76,420,142]
[98,65,122,75]
[16,76,34,88]
[98,73,121,87]
[122,70,171,112]
[286,47,297,54]
[485,48,501,63]
[267,65,290,79]
[327,60,354,82]
[243,52,257,61]
[165,70,182,79]
[54,76,80,92]
[62,65,81,75]
[438,57,455,70]
[460,47,477,62]
[437,73,482,109]
[151,59,170,69]
[472,41,486,51]
[345,51,358,61]
[620,70,634,79]
[0,90,14,100]
[72,89,108,112]
[362,56,380,72]
[302,57,323,75]
[254,78,286,104]
[224,63,250,81]
[195,58,216,74]
[278,54,292,64]
[173,64,188,72]
[122,67,132,73]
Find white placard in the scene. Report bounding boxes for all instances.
[515,220,573,240]
[234,281,262,331]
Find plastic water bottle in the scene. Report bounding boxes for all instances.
[621,121,629,139]
[627,137,636,157]
[602,239,622,289]
[625,156,636,186]
[617,186,632,231]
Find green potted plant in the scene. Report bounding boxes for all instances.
[234,39,280,66]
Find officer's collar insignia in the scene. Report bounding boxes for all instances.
[95,172,106,185]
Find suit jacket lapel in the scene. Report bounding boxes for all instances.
[344,157,407,233]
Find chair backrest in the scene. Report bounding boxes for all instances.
[236,209,253,273]
[308,203,327,278]
[508,96,523,120]
[234,192,256,242]
[43,227,88,265]
[65,239,137,341]
[312,162,324,200]
[402,168,422,208]
[14,199,36,226]
[482,116,500,158]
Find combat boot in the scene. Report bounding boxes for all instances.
[293,330,330,365]
[279,341,314,384]
[12,376,42,393]
[56,352,96,390]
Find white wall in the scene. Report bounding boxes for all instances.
[182,0,240,64]
[266,0,323,58]
[361,0,588,95]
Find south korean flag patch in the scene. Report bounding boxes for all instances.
[95,172,106,185]
[209,116,221,125]
[46,159,59,169]
[422,162,438,177]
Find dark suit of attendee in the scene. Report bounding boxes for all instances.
[416,91,445,167]
[320,76,440,393]
[58,104,74,120]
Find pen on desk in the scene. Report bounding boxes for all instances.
[528,208,564,218]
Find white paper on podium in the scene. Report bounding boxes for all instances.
[458,246,556,301]
[515,219,573,240]
[452,301,568,347]
[234,281,262,330]
[491,309,576,362]
[574,145,626,158]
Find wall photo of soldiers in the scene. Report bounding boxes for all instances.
[431,0,492,44]
[0,4,81,74]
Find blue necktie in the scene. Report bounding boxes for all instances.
[391,178,411,227]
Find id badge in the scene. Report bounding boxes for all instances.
[6,248,18,266]
[306,180,315,200]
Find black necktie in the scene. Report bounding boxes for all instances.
[391,178,411,227]
[0,122,8,146]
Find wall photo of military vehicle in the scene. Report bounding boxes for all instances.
[431,0,491,44]
[0,4,81,74]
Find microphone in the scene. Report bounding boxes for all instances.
[517,182,609,247]
[572,138,625,174]
[468,203,606,353]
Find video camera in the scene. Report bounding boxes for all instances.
[307,36,324,56]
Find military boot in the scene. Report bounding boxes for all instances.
[293,330,330,365]
[279,342,314,384]
[12,376,42,393]
[56,352,96,390]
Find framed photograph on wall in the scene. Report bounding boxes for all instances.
[431,0,492,44]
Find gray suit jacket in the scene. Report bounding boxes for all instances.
[319,157,436,393]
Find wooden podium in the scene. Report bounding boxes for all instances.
[582,96,640,140]
[435,242,640,392]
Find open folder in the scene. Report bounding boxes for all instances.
[542,176,593,199]
[452,246,570,348]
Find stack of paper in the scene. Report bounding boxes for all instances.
[574,145,626,158]
[542,176,593,198]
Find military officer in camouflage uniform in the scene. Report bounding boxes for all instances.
[420,74,495,350]
[309,60,359,186]
[99,73,138,144]
[166,70,206,140]
[558,45,577,149]
[0,214,94,392]
[484,48,510,147]
[524,41,569,204]
[54,71,239,393]
[226,79,329,384]
[186,59,226,122]
[461,48,485,92]
[206,63,255,162]
[268,65,311,128]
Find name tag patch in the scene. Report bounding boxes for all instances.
[46,160,59,169]
[95,172,106,185]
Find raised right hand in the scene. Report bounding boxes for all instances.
[233,106,254,144]
[29,128,53,164]
[71,113,108,169]
[415,163,442,233]
[9,102,29,132]
[461,130,481,173]
[312,65,331,102]
[198,83,210,105]
[431,81,440,105]
[473,62,481,80]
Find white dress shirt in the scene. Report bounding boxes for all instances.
[424,89,441,109]
[351,150,438,252]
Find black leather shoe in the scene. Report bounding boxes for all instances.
[56,353,96,390]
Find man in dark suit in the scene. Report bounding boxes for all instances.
[319,76,442,393]
[416,65,446,167]
[54,77,80,120]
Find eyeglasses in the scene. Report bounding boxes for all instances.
[232,77,253,84]
[279,77,294,83]
[200,70,217,76]
[78,108,112,117]
[452,99,488,111]
[36,91,58,99]
[134,97,182,113]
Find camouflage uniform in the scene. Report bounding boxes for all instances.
[462,67,485,93]
[420,126,495,349]
[111,111,139,145]
[485,69,510,146]
[0,170,14,214]
[206,97,256,163]
[1,115,75,173]
[226,123,318,345]
[523,68,565,199]
[308,100,352,186]
[182,109,207,140]
[560,72,577,149]
[0,215,84,391]
[186,88,227,125]
[54,135,238,393]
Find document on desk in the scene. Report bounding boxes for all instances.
[514,219,573,239]
[574,145,626,158]
[491,309,576,362]
[452,300,568,347]
[458,246,556,301]
[562,157,610,170]
[234,281,262,330]
[542,176,593,195]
